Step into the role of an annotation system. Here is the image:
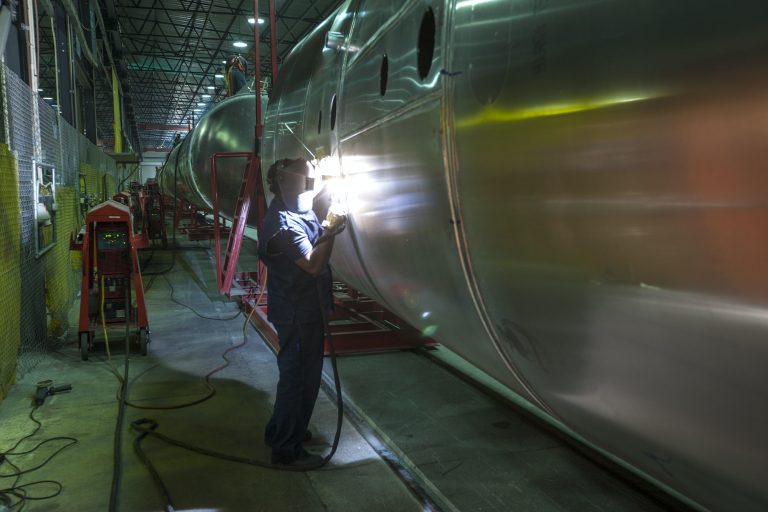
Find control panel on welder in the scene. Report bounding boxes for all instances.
[96,224,130,276]
[97,228,129,251]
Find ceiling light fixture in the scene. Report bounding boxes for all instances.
[197,102,206,106]
[202,94,211,99]
[215,74,224,78]
[207,86,215,90]
[233,41,247,48]
[247,18,265,24]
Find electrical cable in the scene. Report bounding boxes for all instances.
[129,270,346,511]
[139,250,154,270]
[0,408,77,511]
[100,276,126,385]
[161,274,241,321]
[94,256,245,412]
[117,272,263,411]
[121,277,263,511]
[141,255,175,277]
[108,285,132,512]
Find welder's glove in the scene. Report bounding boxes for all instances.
[322,212,348,236]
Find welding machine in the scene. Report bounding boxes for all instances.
[73,200,149,361]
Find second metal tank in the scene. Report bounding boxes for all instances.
[158,90,260,224]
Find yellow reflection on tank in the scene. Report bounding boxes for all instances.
[455,95,653,129]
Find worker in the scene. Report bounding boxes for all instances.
[224,54,247,96]
[259,158,347,467]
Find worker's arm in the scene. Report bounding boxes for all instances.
[294,236,335,276]
[294,214,347,275]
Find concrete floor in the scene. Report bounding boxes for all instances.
[0,239,686,511]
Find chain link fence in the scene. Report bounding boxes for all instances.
[0,63,119,391]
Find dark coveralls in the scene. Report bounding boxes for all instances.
[259,196,332,463]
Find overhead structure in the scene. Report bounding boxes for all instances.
[93,0,343,153]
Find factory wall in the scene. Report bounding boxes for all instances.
[0,64,118,399]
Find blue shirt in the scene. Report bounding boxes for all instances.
[259,197,332,324]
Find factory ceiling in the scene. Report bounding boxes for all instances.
[38,0,343,155]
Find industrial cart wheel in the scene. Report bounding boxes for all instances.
[79,332,90,361]
[139,328,149,356]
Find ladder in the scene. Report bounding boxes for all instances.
[210,152,265,296]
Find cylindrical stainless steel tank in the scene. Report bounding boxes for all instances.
[158,90,262,224]
[163,1,768,510]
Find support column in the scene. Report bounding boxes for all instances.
[112,67,122,153]
[53,2,73,123]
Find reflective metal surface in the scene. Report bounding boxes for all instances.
[171,1,768,510]
[158,91,260,224]
[448,2,768,510]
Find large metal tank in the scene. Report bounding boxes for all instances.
[160,1,768,510]
[261,1,768,511]
[158,91,260,224]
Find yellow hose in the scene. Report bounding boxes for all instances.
[101,274,124,383]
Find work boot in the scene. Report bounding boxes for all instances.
[271,448,324,469]
[264,429,312,447]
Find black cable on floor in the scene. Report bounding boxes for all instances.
[141,248,176,277]
[108,285,132,512]
[129,280,346,511]
[139,250,154,270]
[107,253,245,411]
[161,274,241,321]
[0,408,77,511]
[117,334,247,410]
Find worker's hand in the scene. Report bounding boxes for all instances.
[322,212,347,237]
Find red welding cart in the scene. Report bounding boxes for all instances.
[73,200,149,361]
[143,179,167,247]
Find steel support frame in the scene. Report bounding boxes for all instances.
[243,284,439,356]
[210,152,265,295]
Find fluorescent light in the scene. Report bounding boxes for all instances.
[215,74,224,78]
[247,18,265,24]
[43,96,54,100]
[37,88,44,92]
[202,94,211,99]
[207,86,215,90]
[197,102,206,106]
[233,41,247,48]
[222,60,227,64]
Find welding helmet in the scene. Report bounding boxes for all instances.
[268,158,320,213]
